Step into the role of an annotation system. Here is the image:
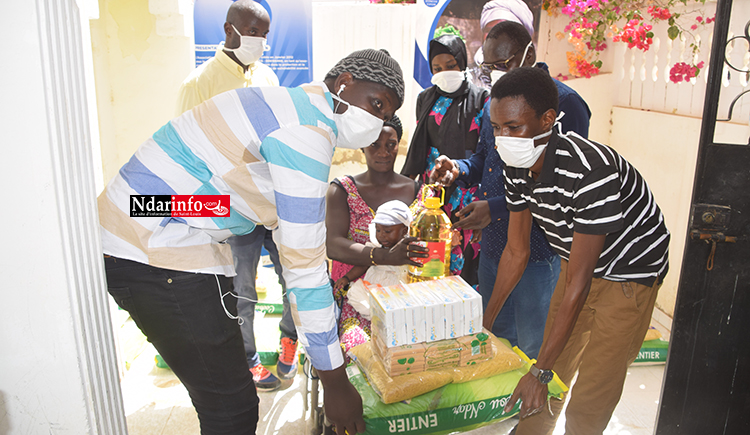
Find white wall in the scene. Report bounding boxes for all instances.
[0,1,124,433]
[0,3,89,432]
[312,2,419,181]
[561,73,617,145]
[91,0,195,183]
[609,107,700,316]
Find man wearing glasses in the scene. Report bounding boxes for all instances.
[480,21,591,136]
[431,20,590,367]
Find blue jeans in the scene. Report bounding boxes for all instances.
[228,226,297,368]
[105,256,258,434]
[478,253,561,360]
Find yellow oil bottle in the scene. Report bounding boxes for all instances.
[408,190,452,283]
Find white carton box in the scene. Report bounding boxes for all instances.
[439,276,484,335]
[369,284,406,347]
[422,280,464,339]
[389,284,426,344]
[408,282,445,342]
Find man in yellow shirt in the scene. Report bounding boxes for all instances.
[176,0,279,115]
[175,0,295,392]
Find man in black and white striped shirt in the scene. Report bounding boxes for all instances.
[485,67,670,435]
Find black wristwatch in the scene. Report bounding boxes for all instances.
[529,364,554,385]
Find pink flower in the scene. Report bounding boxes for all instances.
[613,19,653,51]
[669,61,704,83]
[586,40,608,51]
[648,6,672,21]
[691,24,698,30]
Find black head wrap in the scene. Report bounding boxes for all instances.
[401,35,489,178]
[428,35,468,71]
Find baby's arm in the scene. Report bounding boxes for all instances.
[334,265,369,291]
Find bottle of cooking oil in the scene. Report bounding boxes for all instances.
[408,188,452,283]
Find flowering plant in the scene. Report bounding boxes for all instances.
[544,0,714,82]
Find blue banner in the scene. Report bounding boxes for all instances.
[414,0,452,90]
[194,0,313,87]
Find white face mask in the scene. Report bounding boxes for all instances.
[490,70,506,85]
[431,70,465,93]
[495,129,553,168]
[224,25,265,66]
[489,41,533,85]
[331,88,384,150]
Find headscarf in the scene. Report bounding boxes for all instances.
[428,34,468,72]
[401,34,489,177]
[326,48,405,108]
[373,200,413,226]
[369,200,413,246]
[480,0,535,39]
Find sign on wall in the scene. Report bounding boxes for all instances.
[193,0,313,87]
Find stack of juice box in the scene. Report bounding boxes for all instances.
[369,276,490,377]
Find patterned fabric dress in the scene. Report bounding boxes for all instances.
[330,176,375,358]
[422,95,484,284]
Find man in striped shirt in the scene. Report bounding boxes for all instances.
[99,49,405,435]
[484,67,670,435]
[175,0,292,392]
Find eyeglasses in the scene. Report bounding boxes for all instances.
[481,46,524,73]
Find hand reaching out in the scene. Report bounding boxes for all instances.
[429,156,459,186]
[318,365,367,435]
[334,276,350,292]
[454,201,492,230]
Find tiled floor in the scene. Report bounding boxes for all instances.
[116,264,671,435]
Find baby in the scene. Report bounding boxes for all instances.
[334,200,413,317]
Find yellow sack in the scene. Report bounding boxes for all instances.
[349,332,524,404]
[644,326,662,342]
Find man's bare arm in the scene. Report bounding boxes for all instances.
[505,232,607,417]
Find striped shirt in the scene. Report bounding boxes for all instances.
[504,130,670,286]
[98,82,344,371]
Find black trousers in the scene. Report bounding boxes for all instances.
[105,256,259,435]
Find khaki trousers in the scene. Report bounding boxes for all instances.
[517,260,661,435]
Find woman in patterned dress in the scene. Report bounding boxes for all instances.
[401,34,490,287]
[325,116,426,357]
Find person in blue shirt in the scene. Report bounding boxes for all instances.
[431,20,591,360]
